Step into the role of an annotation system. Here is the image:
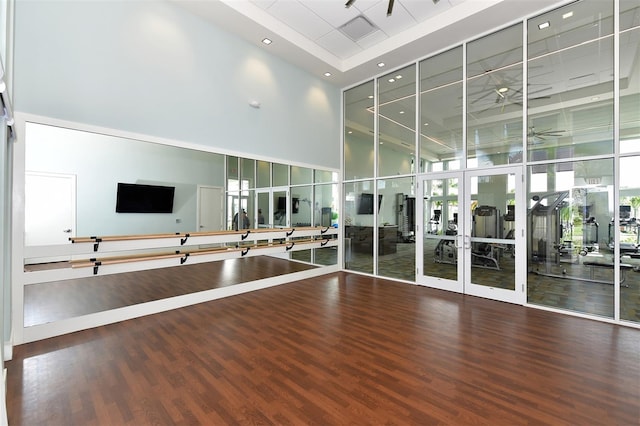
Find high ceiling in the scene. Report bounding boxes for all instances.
[171,0,564,87]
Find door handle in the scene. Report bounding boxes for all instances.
[63,229,72,233]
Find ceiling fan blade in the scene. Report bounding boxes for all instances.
[387,0,395,16]
[345,0,356,8]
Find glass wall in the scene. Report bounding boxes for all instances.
[342,0,637,325]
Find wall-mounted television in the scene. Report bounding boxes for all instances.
[357,193,382,214]
[116,182,175,213]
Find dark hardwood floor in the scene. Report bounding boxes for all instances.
[7,272,640,425]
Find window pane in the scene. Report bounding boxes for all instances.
[344,181,374,274]
[467,24,524,167]
[420,47,463,172]
[620,0,640,154]
[378,64,416,177]
[527,158,614,318]
[241,158,255,190]
[272,163,288,187]
[256,160,270,188]
[344,81,375,180]
[528,1,614,161]
[291,166,312,185]
[619,155,640,324]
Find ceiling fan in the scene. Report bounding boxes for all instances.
[528,127,566,145]
[345,0,440,17]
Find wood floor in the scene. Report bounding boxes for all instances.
[7,272,640,425]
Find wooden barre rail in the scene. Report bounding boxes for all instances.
[70,237,336,273]
[69,226,336,244]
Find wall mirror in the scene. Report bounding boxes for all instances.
[25,122,226,245]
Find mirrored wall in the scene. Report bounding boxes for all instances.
[22,121,339,327]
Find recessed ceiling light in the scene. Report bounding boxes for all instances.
[388,78,395,83]
[399,111,405,114]
[498,87,509,93]
[324,72,332,77]
[562,11,573,19]
[377,62,385,68]
[368,95,374,99]
[538,21,550,30]
[423,122,429,126]
[395,75,402,79]
[348,130,353,134]
[262,38,272,45]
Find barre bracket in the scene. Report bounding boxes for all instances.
[320,226,330,234]
[286,229,295,237]
[241,230,251,240]
[180,233,190,245]
[180,253,190,264]
[93,238,103,252]
[241,247,250,256]
[286,242,295,251]
[93,261,102,275]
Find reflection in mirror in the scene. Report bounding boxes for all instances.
[291,166,312,185]
[467,24,523,167]
[256,160,270,188]
[241,158,255,189]
[619,155,640,323]
[527,158,615,318]
[344,81,375,180]
[25,122,225,241]
[315,170,337,183]
[378,64,416,177]
[273,163,288,187]
[527,1,614,161]
[419,47,463,172]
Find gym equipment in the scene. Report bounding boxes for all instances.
[529,191,571,264]
[434,219,458,265]
[428,209,441,234]
[433,206,504,270]
[608,206,639,253]
[396,193,416,242]
[471,205,502,270]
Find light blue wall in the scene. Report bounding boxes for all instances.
[13,0,341,169]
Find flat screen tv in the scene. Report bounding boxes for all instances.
[357,193,382,214]
[116,182,175,213]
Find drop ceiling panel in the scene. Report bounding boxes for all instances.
[300,0,361,28]
[267,0,334,41]
[365,1,417,35]
[356,28,390,50]
[317,30,364,60]
[402,0,451,23]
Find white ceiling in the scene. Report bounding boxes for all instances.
[171,0,565,87]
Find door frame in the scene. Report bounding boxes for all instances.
[417,166,525,305]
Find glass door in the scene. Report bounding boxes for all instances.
[418,167,524,304]
[464,167,524,304]
[418,172,463,293]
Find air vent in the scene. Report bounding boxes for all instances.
[339,15,379,41]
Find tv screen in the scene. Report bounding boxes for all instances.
[277,196,286,211]
[116,183,175,213]
[357,193,382,215]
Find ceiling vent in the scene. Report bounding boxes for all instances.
[339,15,379,42]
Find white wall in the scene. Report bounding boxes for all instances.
[13,0,341,169]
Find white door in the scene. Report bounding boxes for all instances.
[418,167,524,304]
[25,172,76,246]
[197,185,223,232]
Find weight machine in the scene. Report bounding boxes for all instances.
[434,206,504,270]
